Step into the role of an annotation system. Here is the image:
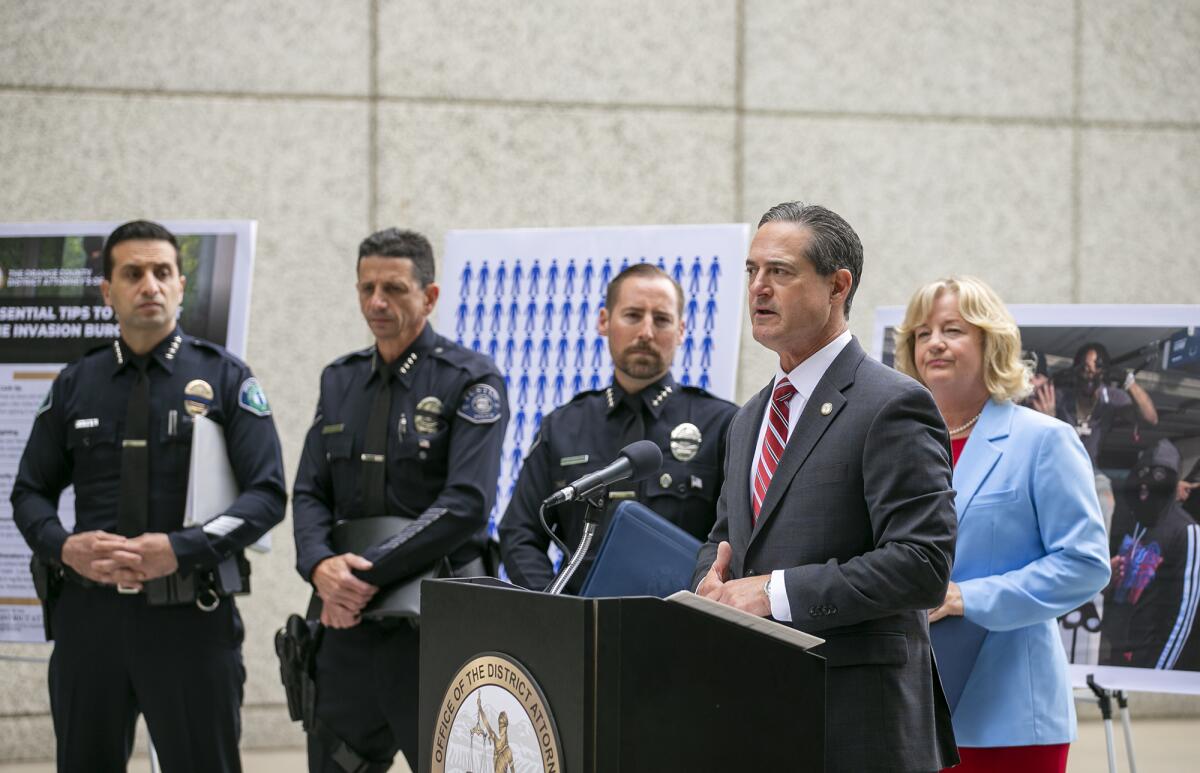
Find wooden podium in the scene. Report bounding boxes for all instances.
[419,578,826,772]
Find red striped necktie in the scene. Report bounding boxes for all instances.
[752,377,797,523]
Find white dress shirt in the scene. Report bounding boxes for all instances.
[751,329,852,621]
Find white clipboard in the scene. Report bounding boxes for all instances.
[184,414,271,552]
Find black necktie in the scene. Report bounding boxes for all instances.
[620,391,646,449]
[361,360,392,518]
[117,359,150,537]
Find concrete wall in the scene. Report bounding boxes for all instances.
[1,0,1198,760]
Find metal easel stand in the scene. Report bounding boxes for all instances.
[1086,673,1138,773]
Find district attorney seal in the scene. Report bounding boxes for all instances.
[432,652,563,773]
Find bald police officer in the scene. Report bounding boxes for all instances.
[11,220,287,773]
[499,263,737,593]
[292,228,509,772]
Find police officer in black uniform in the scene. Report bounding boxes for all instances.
[499,263,737,593]
[11,220,286,773]
[292,228,508,772]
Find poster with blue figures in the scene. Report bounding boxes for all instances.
[438,224,750,552]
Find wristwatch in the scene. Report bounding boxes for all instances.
[763,573,773,600]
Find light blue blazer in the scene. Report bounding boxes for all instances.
[951,399,1110,747]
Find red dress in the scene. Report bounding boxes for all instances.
[942,435,1070,773]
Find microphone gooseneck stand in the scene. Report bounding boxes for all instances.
[545,487,607,596]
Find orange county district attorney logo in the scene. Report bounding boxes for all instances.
[432,652,563,773]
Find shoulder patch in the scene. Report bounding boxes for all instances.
[457,383,503,424]
[36,387,53,417]
[238,377,272,416]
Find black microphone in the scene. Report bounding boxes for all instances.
[542,440,663,506]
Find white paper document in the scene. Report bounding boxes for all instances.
[184,415,270,552]
[667,591,824,651]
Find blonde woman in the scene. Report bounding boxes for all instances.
[895,276,1110,773]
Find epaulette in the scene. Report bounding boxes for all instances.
[680,384,731,402]
[566,388,605,404]
[82,340,115,357]
[190,337,231,357]
[329,346,375,367]
[430,336,501,379]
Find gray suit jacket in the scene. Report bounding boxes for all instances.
[693,337,958,772]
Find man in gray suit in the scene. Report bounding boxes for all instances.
[693,202,958,772]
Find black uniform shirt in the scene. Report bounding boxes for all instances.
[10,327,287,574]
[499,374,737,592]
[292,323,509,587]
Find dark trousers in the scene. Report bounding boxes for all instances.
[308,621,420,773]
[48,583,245,773]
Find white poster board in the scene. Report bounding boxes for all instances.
[437,224,749,544]
[875,303,1200,694]
[0,220,257,642]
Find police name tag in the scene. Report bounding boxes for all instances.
[560,454,589,467]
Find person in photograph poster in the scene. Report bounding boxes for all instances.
[1100,439,1200,671]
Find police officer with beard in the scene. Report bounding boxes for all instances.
[292,228,508,772]
[1101,439,1200,670]
[499,263,737,593]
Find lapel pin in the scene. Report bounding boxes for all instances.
[820,402,833,416]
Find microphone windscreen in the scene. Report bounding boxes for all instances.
[620,439,663,478]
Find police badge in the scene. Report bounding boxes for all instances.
[669,422,702,462]
[414,396,443,434]
[183,379,215,417]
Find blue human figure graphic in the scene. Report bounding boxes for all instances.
[520,337,534,368]
[487,338,499,361]
[524,300,538,332]
[503,339,515,368]
[535,372,547,405]
[591,337,605,368]
[477,261,490,297]
[494,262,507,297]
[547,259,560,295]
[564,259,576,295]
[682,335,695,369]
[571,372,583,394]
[455,302,469,334]
[672,256,685,285]
[553,373,565,403]
[556,338,568,369]
[600,258,613,290]
[517,373,530,406]
[508,301,519,333]
[538,337,551,369]
[681,370,692,386]
[530,260,542,294]
[490,301,503,334]
[560,300,572,333]
[701,334,714,369]
[542,300,555,332]
[685,297,699,329]
[655,255,667,272]
[511,259,523,296]
[620,257,630,274]
[699,372,711,390]
[574,337,586,369]
[576,299,590,332]
[582,260,594,295]
[513,409,526,444]
[689,256,703,294]
[707,256,721,293]
[459,261,473,299]
[533,409,544,432]
[470,336,481,352]
[703,296,718,332]
[473,301,486,334]
[588,371,601,390]
[510,446,524,469]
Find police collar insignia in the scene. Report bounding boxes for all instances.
[184,379,214,417]
[238,377,271,416]
[458,383,502,424]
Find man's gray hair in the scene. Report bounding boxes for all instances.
[758,202,863,318]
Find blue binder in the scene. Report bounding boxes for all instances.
[578,501,702,598]
[930,615,989,713]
